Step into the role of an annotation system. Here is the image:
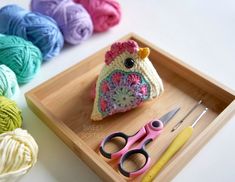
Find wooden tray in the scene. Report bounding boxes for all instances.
[25,33,235,182]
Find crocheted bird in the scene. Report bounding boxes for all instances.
[91,40,164,121]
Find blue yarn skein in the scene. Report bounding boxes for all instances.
[0,4,64,61]
[0,34,42,84]
[0,65,19,98]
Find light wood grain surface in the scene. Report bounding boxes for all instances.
[1,0,234,182]
[26,34,235,181]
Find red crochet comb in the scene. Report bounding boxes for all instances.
[105,40,139,65]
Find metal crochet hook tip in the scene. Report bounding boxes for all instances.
[171,100,202,132]
[191,107,208,128]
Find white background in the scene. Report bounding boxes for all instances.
[0,0,235,181]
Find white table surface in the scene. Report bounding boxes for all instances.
[0,0,235,181]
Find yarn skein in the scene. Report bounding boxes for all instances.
[31,0,93,45]
[0,4,64,61]
[0,96,22,134]
[75,0,121,32]
[0,34,42,84]
[0,128,38,182]
[0,65,19,98]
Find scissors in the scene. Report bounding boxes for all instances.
[99,107,180,178]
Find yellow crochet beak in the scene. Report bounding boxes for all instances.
[138,47,150,60]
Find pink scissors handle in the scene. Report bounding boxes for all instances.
[99,119,164,178]
[118,120,163,178]
[99,127,147,159]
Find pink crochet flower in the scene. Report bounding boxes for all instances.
[140,85,148,95]
[100,98,107,112]
[111,72,123,85]
[101,81,110,93]
[128,74,141,85]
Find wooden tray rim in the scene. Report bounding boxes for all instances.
[25,33,235,182]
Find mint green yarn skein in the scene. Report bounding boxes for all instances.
[0,96,22,134]
[0,34,42,84]
[0,65,19,98]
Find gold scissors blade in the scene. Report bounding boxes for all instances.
[159,107,180,126]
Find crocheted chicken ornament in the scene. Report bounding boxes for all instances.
[91,40,164,121]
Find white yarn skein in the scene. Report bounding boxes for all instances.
[0,128,38,182]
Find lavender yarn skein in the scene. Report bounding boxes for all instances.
[31,0,93,45]
[0,5,64,61]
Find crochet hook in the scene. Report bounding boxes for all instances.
[142,107,208,182]
[171,100,202,132]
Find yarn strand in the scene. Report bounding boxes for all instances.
[75,0,121,32]
[0,128,38,182]
[31,0,93,45]
[0,96,22,134]
[0,4,64,61]
[0,65,19,98]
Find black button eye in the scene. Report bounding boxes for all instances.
[124,58,135,69]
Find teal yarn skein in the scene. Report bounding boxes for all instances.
[0,65,19,98]
[0,34,42,84]
[0,4,64,61]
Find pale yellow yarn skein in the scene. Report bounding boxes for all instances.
[0,128,38,182]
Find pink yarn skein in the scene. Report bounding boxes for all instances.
[75,0,121,32]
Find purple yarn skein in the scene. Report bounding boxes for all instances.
[31,0,93,45]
